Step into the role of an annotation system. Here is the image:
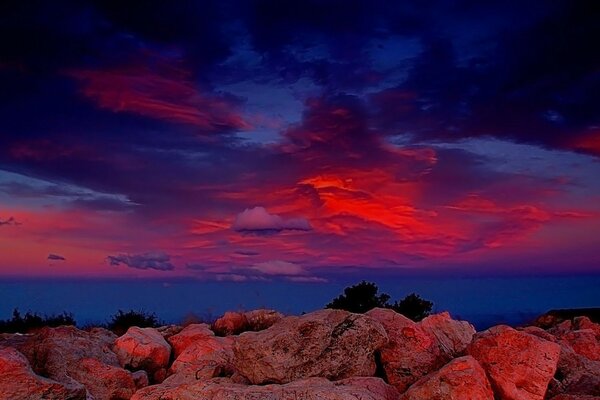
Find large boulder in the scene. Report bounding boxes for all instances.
[232,309,388,384]
[559,330,600,362]
[113,326,172,382]
[131,377,398,400]
[0,346,86,400]
[419,311,475,359]
[213,312,249,336]
[468,325,561,400]
[167,335,234,384]
[244,309,284,331]
[167,323,214,358]
[16,325,135,400]
[400,356,494,400]
[548,346,600,397]
[69,357,136,400]
[366,308,474,393]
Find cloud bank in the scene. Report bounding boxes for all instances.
[107,252,175,271]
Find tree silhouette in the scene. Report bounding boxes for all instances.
[108,310,161,335]
[326,281,433,321]
[390,293,433,322]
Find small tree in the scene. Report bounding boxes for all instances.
[390,293,433,322]
[326,281,391,314]
[108,310,161,335]
[325,281,433,321]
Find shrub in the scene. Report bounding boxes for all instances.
[108,309,161,335]
[326,281,433,321]
[326,281,391,314]
[0,308,76,333]
[390,293,433,322]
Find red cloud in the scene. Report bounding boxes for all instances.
[69,66,251,132]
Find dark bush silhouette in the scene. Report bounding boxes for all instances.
[326,281,391,313]
[0,308,76,333]
[390,293,434,321]
[108,309,161,335]
[326,281,433,321]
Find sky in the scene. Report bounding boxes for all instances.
[1,0,599,283]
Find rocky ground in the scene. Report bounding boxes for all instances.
[1,308,599,400]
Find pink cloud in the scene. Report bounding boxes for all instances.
[232,206,312,233]
[69,66,251,133]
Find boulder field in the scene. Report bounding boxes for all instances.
[1,308,600,400]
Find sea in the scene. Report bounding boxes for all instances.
[1,275,599,330]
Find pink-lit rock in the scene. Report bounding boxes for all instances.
[69,357,136,400]
[232,309,388,384]
[548,345,600,397]
[113,326,172,380]
[131,376,398,400]
[245,309,284,330]
[167,335,234,384]
[213,311,249,336]
[167,323,214,358]
[400,356,494,400]
[0,346,86,400]
[468,325,561,400]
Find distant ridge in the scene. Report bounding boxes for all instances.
[534,307,600,328]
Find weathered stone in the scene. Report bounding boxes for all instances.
[400,356,494,400]
[113,326,172,379]
[69,357,136,400]
[167,323,214,358]
[131,377,398,400]
[213,311,249,336]
[0,346,86,400]
[366,308,453,392]
[245,309,284,331]
[232,309,388,384]
[166,335,234,385]
[468,325,561,400]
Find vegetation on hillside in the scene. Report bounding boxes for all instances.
[0,309,76,333]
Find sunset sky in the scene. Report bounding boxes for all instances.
[1,0,599,282]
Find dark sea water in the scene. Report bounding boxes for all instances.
[1,275,599,330]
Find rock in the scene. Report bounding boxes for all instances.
[419,311,475,358]
[548,345,600,396]
[113,326,172,380]
[132,370,150,389]
[468,325,561,400]
[157,325,184,340]
[550,396,600,400]
[167,323,214,358]
[244,309,284,331]
[232,309,388,384]
[167,335,234,384]
[559,330,600,362]
[213,311,249,336]
[519,326,557,342]
[551,320,575,336]
[131,376,398,400]
[573,317,600,336]
[0,346,86,400]
[400,356,494,400]
[17,325,131,399]
[366,308,450,392]
[69,357,136,400]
